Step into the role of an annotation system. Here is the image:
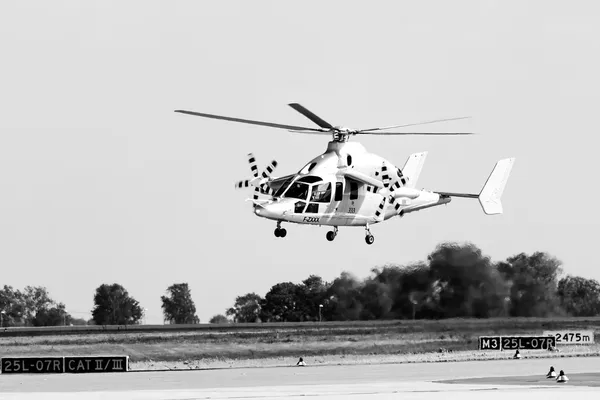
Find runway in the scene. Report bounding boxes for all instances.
[1,357,599,399]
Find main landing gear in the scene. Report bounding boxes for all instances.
[364,224,374,245]
[325,225,374,245]
[326,226,338,242]
[274,221,287,238]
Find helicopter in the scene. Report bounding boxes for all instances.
[175,103,515,244]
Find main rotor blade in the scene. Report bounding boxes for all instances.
[174,110,325,132]
[358,116,471,133]
[358,131,474,135]
[288,103,335,129]
[287,130,331,135]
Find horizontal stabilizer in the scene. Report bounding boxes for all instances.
[478,158,515,215]
[436,158,515,215]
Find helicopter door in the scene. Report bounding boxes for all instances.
[332,181,343,212]
[347,180,359,215]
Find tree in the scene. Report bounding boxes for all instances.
[22,286,55,323]
[226,293,263,322]
[558,275,600,316]
[497,251,563,317]
[261,282,305,322]
[295,275,330,321]
[0,285,71,327]
[161,283,199,324]
[0,285,23,327]
[428,242,508,318]
[32,303,70,326]
[326,272,365,321]
[209,314,229,324]
[91,283,143,325]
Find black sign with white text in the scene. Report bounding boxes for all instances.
[1,357,64,374]
[479,335,556,351]
[64,356,128,373]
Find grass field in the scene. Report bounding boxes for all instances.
[2,317,600,369]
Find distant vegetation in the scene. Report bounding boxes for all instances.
[222,242,600,323]
[1,242,599,329]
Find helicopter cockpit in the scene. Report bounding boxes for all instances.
[274,175,335,214]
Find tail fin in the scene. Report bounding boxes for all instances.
[402,152,428,189]
[478,158,515,215]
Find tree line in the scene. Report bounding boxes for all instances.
[220,242,600,323]
[0,283,200,327]
[2,242,599,327]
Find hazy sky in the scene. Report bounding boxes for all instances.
[1,1,598,324]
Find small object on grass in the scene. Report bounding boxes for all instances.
[513,349,521,359]
[296,357,306,366]
[546,366,556,378]
[556,370,568,383]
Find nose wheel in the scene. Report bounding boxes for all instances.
[365,224,374,245]
[326,226,338,242]
[274,221,287,238]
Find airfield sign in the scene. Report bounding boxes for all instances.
[478,335,556,351]
[543,331,594,344]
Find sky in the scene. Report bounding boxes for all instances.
[1,1,599,324]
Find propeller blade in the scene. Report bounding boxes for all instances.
[358,116,472,133]
[248,153,259,178]
[288,103,335,129]
[175,110,325,132]
[375,162,392,220]
[376,161,407,220]
[374,195,388,220]
[235,179,251,189]
[259,183,275,197]
[261,160,278,179]
[381,162,390,188]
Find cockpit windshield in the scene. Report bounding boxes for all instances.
[283,181,310,201]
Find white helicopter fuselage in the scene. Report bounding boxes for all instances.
[175,103,515,244]
[252,141,444,228]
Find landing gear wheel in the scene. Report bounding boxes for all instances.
[274,228,287,238]
[326,231,336,241]
[365,234,374,245]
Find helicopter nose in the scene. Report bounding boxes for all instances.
[254,201,291,219]
[253,203,266,216]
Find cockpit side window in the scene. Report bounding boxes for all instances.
[284,182,309,201]
[310,183,331,203]
[294,201,306,213]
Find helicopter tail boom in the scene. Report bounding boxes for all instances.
[437,158,515,215]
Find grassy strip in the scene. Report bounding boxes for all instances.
[1,317,599,364]
[131,345,600,371]
[3,316,600,337]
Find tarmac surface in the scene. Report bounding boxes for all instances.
[1,356,599,399]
